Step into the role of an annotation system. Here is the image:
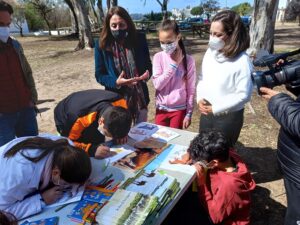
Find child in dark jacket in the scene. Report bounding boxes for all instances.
[171,130,256,225]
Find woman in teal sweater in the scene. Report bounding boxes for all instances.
[94,6,152,124]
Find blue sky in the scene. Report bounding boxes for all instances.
[118,0,252,14]
[118,0,287,14]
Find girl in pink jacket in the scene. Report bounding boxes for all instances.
[152,19,196,129]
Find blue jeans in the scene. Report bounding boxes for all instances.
[0,107,38,146]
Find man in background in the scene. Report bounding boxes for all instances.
[0,0,38,146]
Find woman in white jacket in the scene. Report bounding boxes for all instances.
[197,10,253,146]
[0,134,91,220]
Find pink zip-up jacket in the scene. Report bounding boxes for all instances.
[152,51,196,118]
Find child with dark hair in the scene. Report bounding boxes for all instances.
[54,89,132,159]
[171,130,255,225]
[0,134,91,220]
[0,211,17,225]
[152,19,196,129]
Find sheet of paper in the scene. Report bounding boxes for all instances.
[44,186,84,209]
[128,122,159,141]
[158,144,196,175]
[88,158,126,188]
[125,170,169,196]
[104,144,135,164]
[151,127,180,142]
[112,145,167,173]
[20,216,59,225]
[144,145,175,171]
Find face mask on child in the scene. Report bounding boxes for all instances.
[0,27,10,43]
[161,41,177,55]
[208,36,225,51]
[98,126,106,136]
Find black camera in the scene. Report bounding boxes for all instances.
[251,48,300,94]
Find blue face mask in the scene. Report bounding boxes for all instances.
[0,27,10,43]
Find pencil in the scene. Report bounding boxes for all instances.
[55,203,71,212]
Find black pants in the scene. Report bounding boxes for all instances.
[283,178,300,225]
[199,109,244,146]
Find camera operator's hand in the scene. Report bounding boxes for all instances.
[260,87,280,100]
[276,59,285,66]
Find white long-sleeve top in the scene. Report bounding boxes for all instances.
[196,48,253,115]
[0,134,67,219]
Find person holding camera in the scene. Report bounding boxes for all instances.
[196,10,253,146]
[260,86,300,225]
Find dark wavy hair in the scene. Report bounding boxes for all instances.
[188,130,230,163]
[159,19,188,78]
[4,137,91,184]
[0,0,13,14]
[0,211,17,225]
[212,10,249,59]
[102,106,132,139]
[100,6,137,50]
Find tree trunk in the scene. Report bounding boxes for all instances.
[90,0,99,25]
[65,0,79,33]
[43,16,52,36]
[107,0,117,9]
[163,0,168,20]
[248,0,279,55]
[97,0,105,24]
[70,0,93,50]
[20,27,23,37]
[156,0,168,20]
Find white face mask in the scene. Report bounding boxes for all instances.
[98,125,105,136]
[208,36,225,51]
[161,41,177,55]
[0,27,10,43]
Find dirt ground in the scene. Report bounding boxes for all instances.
[17,23,300,224]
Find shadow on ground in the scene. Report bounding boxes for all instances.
[236,142,286,225]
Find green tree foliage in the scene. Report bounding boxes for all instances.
[202,0,219,13]
[24,2,45,31]
[231,2,252,16]
[144,11,171,21]
[190,6,204,16]
[201,0,219,20]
